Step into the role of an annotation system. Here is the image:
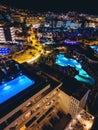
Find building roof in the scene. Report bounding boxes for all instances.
[0,63,61,118]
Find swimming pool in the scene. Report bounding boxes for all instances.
[90,45,98,54]
[0,75,35,104]
[55,54,95,85]
[0,48,10,55]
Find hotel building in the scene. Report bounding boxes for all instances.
[0,24,15,43]
[0,61,94,130]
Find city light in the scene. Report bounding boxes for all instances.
[0,4,98,130]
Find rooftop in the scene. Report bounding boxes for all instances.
[0,63,61,118]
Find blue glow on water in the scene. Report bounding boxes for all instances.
[90,45,98,54]
[0,75,35,104]
[55,54,95,85]
[0,48,10,55]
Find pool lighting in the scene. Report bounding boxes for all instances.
[55,54,95,85]
[0,75,35,104]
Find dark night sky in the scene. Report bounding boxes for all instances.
[1,0,98,15]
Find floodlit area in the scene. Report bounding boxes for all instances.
[12,33,43,64]
[12,49,42,64]
[65,110,94,130]
[76,110,94,130]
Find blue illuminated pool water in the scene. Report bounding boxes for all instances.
[55,54,95,85]
[0,48,10,55]
[90,45,98,54]
[0,75,35,104]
